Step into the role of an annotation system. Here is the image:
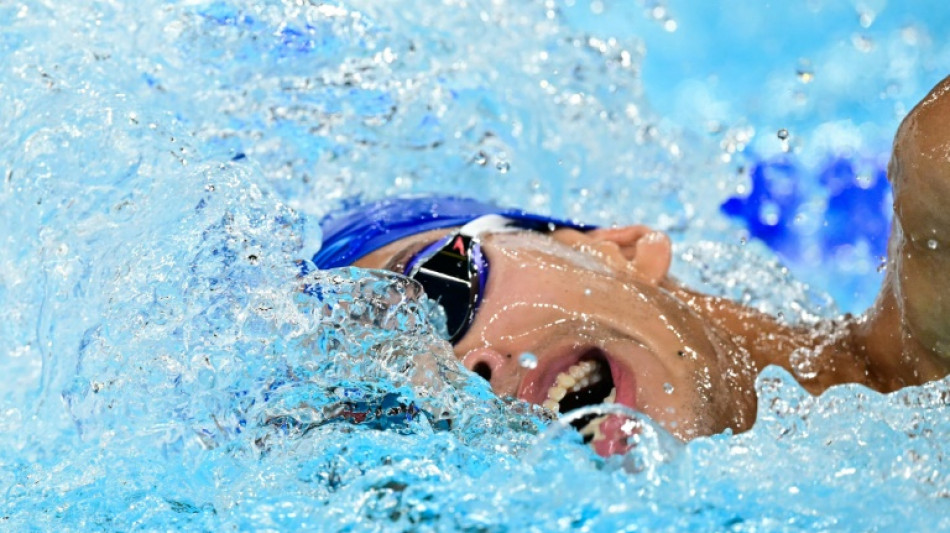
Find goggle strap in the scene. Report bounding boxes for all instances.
[457,215,523,238]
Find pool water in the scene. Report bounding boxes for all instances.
[1,1,949,530]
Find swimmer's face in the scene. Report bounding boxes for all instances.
[354,226,758,440]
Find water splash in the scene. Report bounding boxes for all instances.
[1,0,949,531]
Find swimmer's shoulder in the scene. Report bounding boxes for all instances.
[860,75,950,382]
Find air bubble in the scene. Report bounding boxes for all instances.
[496,161,510,174]
[663,383,674,394]
[928,239,938,250]
[518,352,538,369]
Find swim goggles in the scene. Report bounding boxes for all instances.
[404,214,558,343]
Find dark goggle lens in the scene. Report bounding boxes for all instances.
[412,271,473,341]
[403,216,559,344]
[407,234,480,343]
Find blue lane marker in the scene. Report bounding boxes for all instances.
[721,154,891,264]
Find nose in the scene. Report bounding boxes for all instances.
[460,347,521,394]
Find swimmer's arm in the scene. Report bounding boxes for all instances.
[860,75,950,385]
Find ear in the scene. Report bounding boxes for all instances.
[586,225,672,284]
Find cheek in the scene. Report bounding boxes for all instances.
[695,326,759,432]
[650,306,759,433]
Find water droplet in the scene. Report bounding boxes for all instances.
[928,239,938,250]
[789,348,819,380]
[496,161,510,174]
[852,34,874,53]
[663,383,674,394]
[758,201,781,226]
[518,352,538,369]
[777,128,789,140]
[474,151,488,166]
[855,172,874,189]
[901,24,920,46]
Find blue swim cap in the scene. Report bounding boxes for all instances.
[312,196,589,269]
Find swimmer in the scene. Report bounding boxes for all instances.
[311,75,950,441]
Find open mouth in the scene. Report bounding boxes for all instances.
[535,348,626,440]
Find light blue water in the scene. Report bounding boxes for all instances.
[1,1,948,531]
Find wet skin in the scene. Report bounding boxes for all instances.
[354,75,950,440]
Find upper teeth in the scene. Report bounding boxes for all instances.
[541,359,612,413]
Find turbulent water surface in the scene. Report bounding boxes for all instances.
[1,1,949,531]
